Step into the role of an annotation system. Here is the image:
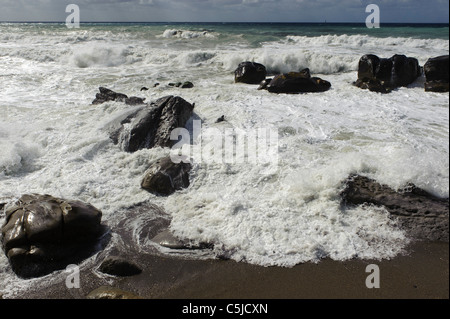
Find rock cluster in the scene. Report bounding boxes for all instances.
[92,87,146,105]
[354,54,421,93]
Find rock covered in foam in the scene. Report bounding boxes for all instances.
[141,156,192,196]
[340,175,449,242]
[110,95,195,153]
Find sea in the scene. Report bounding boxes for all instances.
[0,22,449,298]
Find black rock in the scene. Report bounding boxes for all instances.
[257,78,273,90]
[125,96,146,105]
[340,175,449,242]
[181,81,194,89]
[425,81,450,93]
[1,194,105,278]
[266,70,331,94]
[140,87,149,92]
[141,156,192,196]
[355,54,421,93]
[110,95,194,153]
[235,62,267,85]
[92,87,146,105]
[216,115,226,123]
[354,78,392,94]
[424,55,449,92]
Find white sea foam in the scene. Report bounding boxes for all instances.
[0,24,448,297]
[161,29,217,39]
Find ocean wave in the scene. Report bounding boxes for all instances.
[160,29,218,39]
[0,141,42,176]
[69,44,140,68]
[283,34,450,52]
[217,49,358,74]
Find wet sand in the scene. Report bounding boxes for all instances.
[17,240,449,300]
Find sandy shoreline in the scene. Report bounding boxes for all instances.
[10,240,448,300]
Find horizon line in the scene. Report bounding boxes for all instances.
[0,21,449,25]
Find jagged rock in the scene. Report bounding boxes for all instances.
[265,69,331,94]
[341,175,449,242]
[235,62,267,85]
[424,55,449,92]
[354,54,421,93]
[92,87,146,105]
[216,115,226,123]
[141,156,192,196]
[1,194,105,278]
[110,95,194,153]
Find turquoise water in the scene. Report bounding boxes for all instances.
[2,22,448,40]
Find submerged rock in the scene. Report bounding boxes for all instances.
[168,81,194,88]
[216,115,226,123]
[354,54,421,93]
[92,87,146,106]
[265,69,331,94]
[98,257,142,277]
[181,81,194,89]
[341,175,449,242]
[424,55,449,92]
[152,230,188,249]
[1,194,105,278]
[152,229,214,250]
[235,62,267,85]
[141,156,192,196]
[110,95,194,153]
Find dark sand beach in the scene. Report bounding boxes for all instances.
[17,241,448,300]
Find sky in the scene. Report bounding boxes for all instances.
[0,0,448,23]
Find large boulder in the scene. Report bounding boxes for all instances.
[355,54,421,93]
[235,62,267,85]
[424,55,449,92]
[92,87,146,106]
[1,194,105,278]
[265,69,331,94]
[110,96,195,153]
[340,175,449,242]
[141,156,192,196]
